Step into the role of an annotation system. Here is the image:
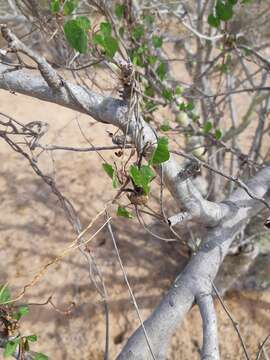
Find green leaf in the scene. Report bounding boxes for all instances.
[152,35,163,48]
[150,137,170,165]
[0,284,11,304]
[100,22,112,36]
[144,100,157,113]
[130,165,141,186]
[115,4,125,19]
[129,165,155,194]
[160,120,171,132]
[203,121,212,133]
[215,129,222,140]
[137,45,147,54]
[216,0,233,21]
[143,14,154,25]
[207,14,221,28]
[25,334,37,342]
[102,163,114,178]
[219,63,228,73]
[34,353,49,360]
[112,171,119,189]
[4,340,19,358]
[175,85,182,95]
[131,54,143,67]
[144,86,155,97]
[131,52,142,66]
[228,0,238,4]
[93,24,118,58]
[102,163,118,188]
[64,20,88,53]
[162,88,173,102]
[50,0,60,14]
[140,165,155,187]
[63,0,77,16]
[132,24,144,40]
[93,34,104,46]
[179,102,186,111]
[13,305,29,321]
[103,36,118,58]
[117,206,133,219]
[156,62,167,81]
[186,101,195,111]
[76,16,91,30]
[147,55,157,65]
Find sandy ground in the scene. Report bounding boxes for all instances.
[0,88,269,360]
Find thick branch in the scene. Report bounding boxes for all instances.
[0,63,225,226]
[197,294,219,360]
[0,15,26,24]
[1,25,62,89]
[0,64,110,122]
[117,166,270,359]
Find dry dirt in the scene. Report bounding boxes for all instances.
[0,87,269,360]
